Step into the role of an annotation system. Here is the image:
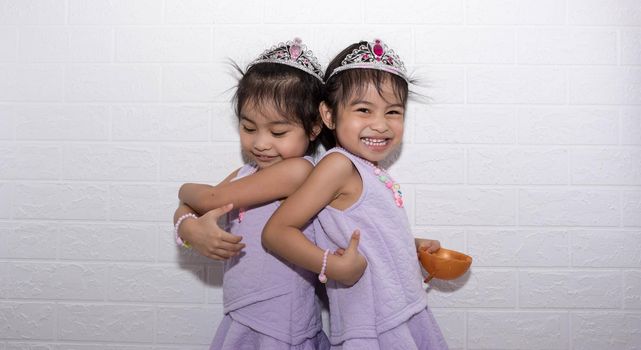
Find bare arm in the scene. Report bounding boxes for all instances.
[179,158,314,215]
[263,153,367,286]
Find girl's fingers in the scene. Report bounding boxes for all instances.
[207,203,234,218]
[210,249,236,259]
[346,229,361,252]
[206,254,226,261]
[215,240,245,252]
[219,230,243,244]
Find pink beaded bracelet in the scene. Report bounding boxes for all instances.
[174,213,197,248]
[318,249,330,283]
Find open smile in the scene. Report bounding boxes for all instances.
[361,137,391,148]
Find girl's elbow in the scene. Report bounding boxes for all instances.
[178,183,199,200]
[261,224,276,250]
[178,183,188,200]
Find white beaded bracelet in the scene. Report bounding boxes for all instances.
[318,249,330,283]
[174,213,197,248]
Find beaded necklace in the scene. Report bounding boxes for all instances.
[337,148,403,208]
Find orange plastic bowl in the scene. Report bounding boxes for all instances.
[419,248,472,282]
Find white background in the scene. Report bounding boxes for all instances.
[1,0,640,349]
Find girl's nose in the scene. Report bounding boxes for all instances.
[253,134,271,151]
[370,115,389,133]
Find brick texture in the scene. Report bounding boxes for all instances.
[1,0,639,348]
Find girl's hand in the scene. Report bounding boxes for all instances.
[333,230,367,286]
[415,238,441,256]
[181,204,246,260]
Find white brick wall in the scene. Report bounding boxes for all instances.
[0,0,639,348]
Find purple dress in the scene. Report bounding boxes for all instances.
[314,148,448,350]
[210,159,330,350]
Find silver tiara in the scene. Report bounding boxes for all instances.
[327,39,408,83]
[248,38,324,82]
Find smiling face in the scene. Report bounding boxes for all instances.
[239,100,314,169]
[321,78,405,165]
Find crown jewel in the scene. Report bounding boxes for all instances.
[328,39,408,82]
[249,38,324,82]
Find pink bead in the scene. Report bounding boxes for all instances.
[385,181,393,188]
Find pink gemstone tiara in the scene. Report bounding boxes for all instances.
[327,39,408,83]
[248,38,324,82]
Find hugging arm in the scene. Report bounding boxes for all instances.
[263,153,367,286]
[179,158,314,215]
[174,158,314,260]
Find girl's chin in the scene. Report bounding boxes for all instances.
[355,147,394,163]
[253,158,280,168]
[364,145,391,154]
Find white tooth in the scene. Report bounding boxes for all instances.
[362,138,388,146]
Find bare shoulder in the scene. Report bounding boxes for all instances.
[312,152,361,208]
[314,152,356,177]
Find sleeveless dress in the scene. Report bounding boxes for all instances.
[210,158,330,350]
[313,148,448,350]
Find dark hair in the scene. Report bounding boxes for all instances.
[232,62,329,154]
[322,42,410,148]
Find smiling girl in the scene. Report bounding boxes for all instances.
[263,39,448,350]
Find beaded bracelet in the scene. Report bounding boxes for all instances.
[318,249,330,283]
[174,213,197,248]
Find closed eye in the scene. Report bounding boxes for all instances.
[241,125,256,133]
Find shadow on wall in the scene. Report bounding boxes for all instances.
[424,269,472,293]
[176,244,224,289]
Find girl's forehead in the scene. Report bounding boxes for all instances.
[330,70,408,108]
[345,82,403,105]
[241,101,293,124]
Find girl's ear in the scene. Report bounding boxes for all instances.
[319,102,335,130]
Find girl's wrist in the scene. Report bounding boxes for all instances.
[175,214,198,247]
[325,253,345,282]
